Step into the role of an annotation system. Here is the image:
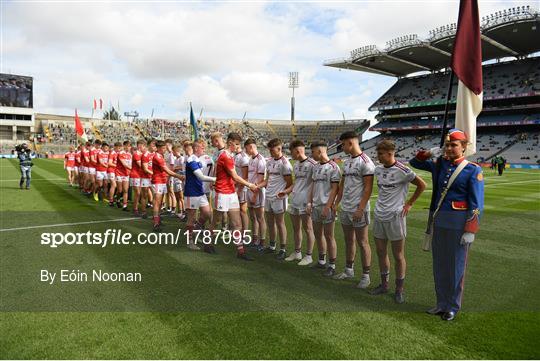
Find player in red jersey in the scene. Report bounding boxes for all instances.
[107,142,120,206]
[95,142,110,202]
[130,139,146,216]
[115,140,132,211]
[74,145,82,188]
[140,139,156,218]
[210,132,258,260]
[64,145,77,187]
[81,142,92,193]
[90,139,102,201]
[150,140,184,231]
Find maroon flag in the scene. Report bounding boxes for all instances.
[451,0,483,156]
[99,98,103,110]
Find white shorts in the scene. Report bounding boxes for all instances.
[311,205,335,225]
[288,203,308,216]
[214,192,240,212]
[116,175,129,182]
[88,167,96,175]
[96,171,107,181]
[66,166,74,172]
[237,187,248,203]
[339,210,370,228]
[186,194,209,209]
[373,215,406,241]
[265,197,288,214]
[247,189,265,208]
[79,166,87,173]
[173,178,183,192]
[108,172,116,181]
[130,178,141,187]
[141,178,152,188]
[152,183,167,195]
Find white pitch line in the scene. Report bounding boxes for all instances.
[0,178,66,182]
[0,217,141,232]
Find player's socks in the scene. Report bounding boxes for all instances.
[357,268,372,289]
[381,271,390,289]
[395,277,405,293]
[316,253,327,268]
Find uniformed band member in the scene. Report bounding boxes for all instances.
[410,128,484,321]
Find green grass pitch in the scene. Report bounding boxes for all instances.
[1,158,539,359]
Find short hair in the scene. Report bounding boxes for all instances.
[101,142,109,148]
[85,142,91,146]
[289,139,305,150]
[123,140,131,146]
[310,140,327,149]
[375,139,396,152]
[339,131,358,141]
[227,132,242,143]
[267,138,283,149]
[210,132,223,141]
[164,138,173,145]
[183,140,193,148]
[172,145,182,151]
[147,139,157,146]
[136,139,146,146]
[244,138,257,147]
[114,142,122,147]
[94,139,102,145]
[155,140,166,148]
[194,139,207,147]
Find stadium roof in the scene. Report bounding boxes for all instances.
[324,6,540,77]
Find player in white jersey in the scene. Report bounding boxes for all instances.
[278,140,317,265]
[307,141,341,276]
[244,138,267,251]
[334,131,375,288]
[256,138,293,260]
[164,139,177,214]
[234,146,250,233]
[370,139,426,303]
[172,145,186,220]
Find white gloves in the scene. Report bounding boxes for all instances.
[429,147,442,158]
[460,232,475,245]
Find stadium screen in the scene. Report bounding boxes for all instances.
[0,73,33,108]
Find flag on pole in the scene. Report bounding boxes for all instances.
[190,103,198,140]
[451,0,483,157]
[93,99,97,110]
[75,109,88,143]
[99,98,103,110]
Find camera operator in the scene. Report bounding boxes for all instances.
[16,143,34,190]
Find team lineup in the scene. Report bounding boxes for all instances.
[63,128,484,320]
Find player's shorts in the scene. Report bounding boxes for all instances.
[172,178,183,192]
[288,202,308,216]
[152,183,167,195]
[186,194,209,209]
[108,172,116,181]
[96,171,107,181]
[116,175,129,182]
[130,177,141,187]
[237,187,248,203]
[247,189,265,208]
[311,205,335,224]
[79,166,86,173]
[373,215,406,241]
[264,197,288,214]
[339,209,370,228]
[87,167,96,175]
[66,166,74,172]
[214,192,240,212]
[141,178,151,188]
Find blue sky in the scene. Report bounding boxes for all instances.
[1,0,521,135]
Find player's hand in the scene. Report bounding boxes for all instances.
[353,207,364,221]
[429,147,442,158]
[248,183,258,192]
[306,203,312,215]
[460,232,475,245]
[402,203,412,217]
[322,205,331,218]
[277,191,287,198]
[210,177,216,183]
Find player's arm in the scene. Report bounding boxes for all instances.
[256,173,269,188]
[64,155,68,169]
[357,175,374,212]
[402,175,426,216]
[224,166,256,190]
[163,165,183,179]
[99,156,108,168]
[323,181,340,217]
[90,152,96,164]
[278,174,293,197]
[119,157,131,170]
[108,156,115,168]
[409,148,440,173]
[306,182,314,214]
[142,161,153,175]
[462,166,484,243]
[334,177,345,208]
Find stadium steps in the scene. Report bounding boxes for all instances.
[265,121,278,138]
[90,123,103,141]
[308,122,320,143]
[484,136,519,161]
[44,125,52,142]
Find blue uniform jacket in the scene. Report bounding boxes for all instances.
[410,155,484,233]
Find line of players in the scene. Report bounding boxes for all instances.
[64,131,426,303]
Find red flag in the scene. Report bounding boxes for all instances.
[75,109,88,143]
[451,0,483,156]
[93,99,97,110]
[99,98,103,110]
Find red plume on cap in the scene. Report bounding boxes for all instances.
[447,128,468,141]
